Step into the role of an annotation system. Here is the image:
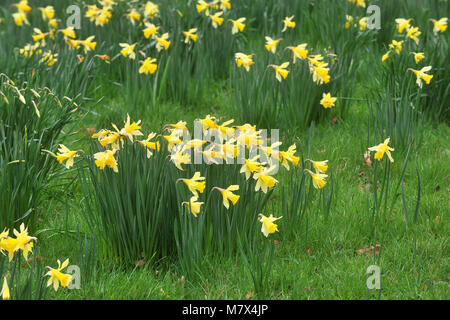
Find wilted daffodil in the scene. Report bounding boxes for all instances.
[368,137,395,162]
[235,52,254,71]
[230,17,246,34]
[45,259,72,291]
[56,144,79,169]
[265,36,281,53]
[430,17,448,34]
[305,169,328,189]
[408,66,433,88]
[282,16,296,32]
[182,196,204,217]
[120,43,137,60]
[286,43,308,63]
[1,277,9,300]
[320,93,337,108]
[183,28,198,44]
[258,214,282,237]
[213,185,240,209]
[269,62,290,82]
[139,57,158,75]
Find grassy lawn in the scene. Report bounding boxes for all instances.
[0,0,448,300]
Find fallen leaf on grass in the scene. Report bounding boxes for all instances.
[364,151,372,168]
[357,244,381,256]
[246,291,254,299]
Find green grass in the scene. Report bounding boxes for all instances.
[0,0,448,300]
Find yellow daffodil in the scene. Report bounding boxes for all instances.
[143,1,159,19]
[13,223,36,260]
[182,196,203,217]
[139,57,158,75]
[155,33,171,52]
[94,149,119,172]
[41,51,58,66]
[368,137,395,162]
[258,214,282,237]
[183,28,198,43]
[143,22,159,39]
[119,114,143,142]
[389,40,403,54]
[1,277,10,300]
[359,17,368,30]
[170,147,191,170]
[269,62,290,82]
[126,8,141,25]
[286,43,308,63]
[282,16,296,32]
[178,172,206,197]
[220,0,231,11]
[382,51,390,62]
[210,11,224,28]
[406,26,421,45]
[138,133,160,158]
[305,169,328,189]
[279,144,300,170]
[320,93,337,108]
[395,18,412,33]
[265,36,281,53]
[430,17,448,34]
[345,15,354,29]
[13,12,29,26]
[45,259,72,291]
[59,27,76,39]
[213,185,240,209]
[39,6,54,20]
[13,0,32,13]
[408,66,433,88]
[81,36,97,54]
[56,144,79,169]
[230,17,246,34]
[412,52,425,64]
[240,156,264,180]
[119,43,137,60]
[308,160,328,173]
[235,52,254,71]
[253,166,278,193]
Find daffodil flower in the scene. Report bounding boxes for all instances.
[258,214,282,237]
[408,66,433,88]
[235,53,254,71]
[213,185,240,209]
[282,16,296,32]
[407,26,421,45]
[368,137,395,162]
[253,165,278,193]
[430,17,448,34]
[286,44,308,64]
[308,160,328,173]
[265,36,281,53]
[119,43,137,60]
[94,149,119,172]
[240,155,264,180]
[305,169,328,189]
[1,277,9,300]
[210,11,224,28]
[412,52,424,64]
[45,259,72,291]
[155,33,171,52]
[182,196,203,217]
[229,17,246,34]
[139,57,158,75]
[56,144,79,169]
[183,28,198,44]
[389,40,403,54]
[143,23,160,39]
[320,93,337,108]
[395,18,412,33]
[269,62,290,82]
